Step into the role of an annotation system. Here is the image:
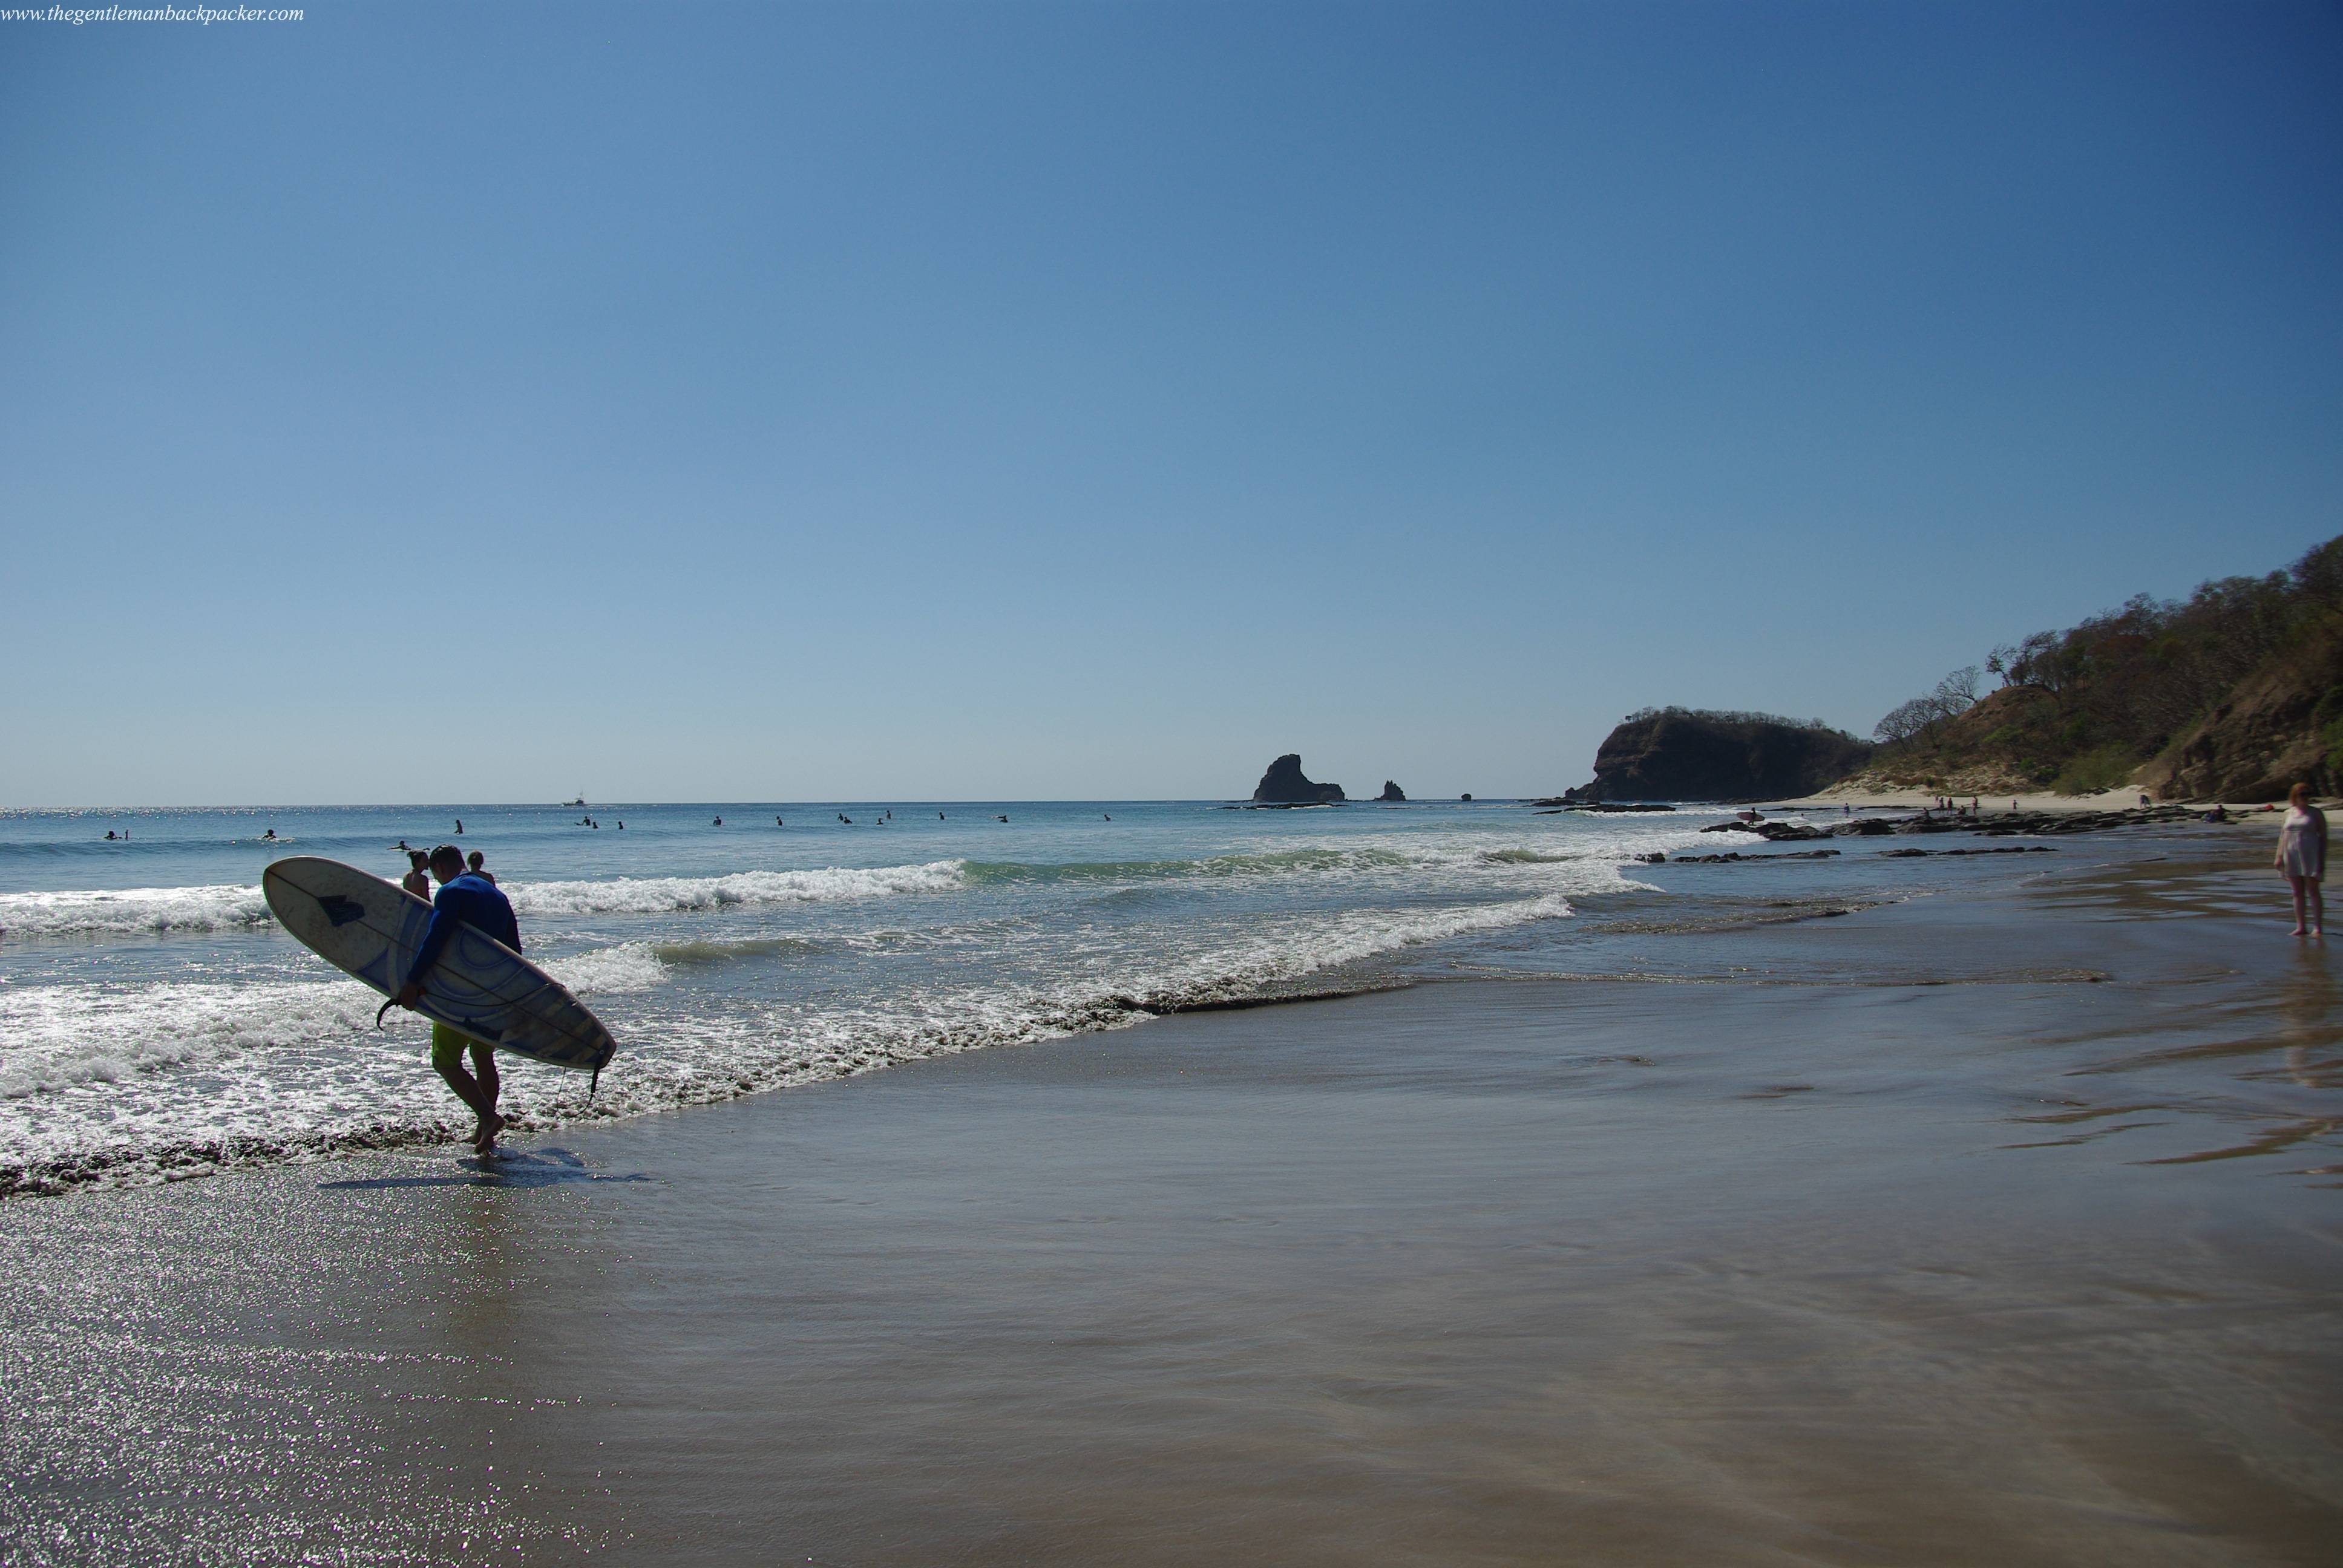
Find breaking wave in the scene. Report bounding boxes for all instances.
[0,884,274,939]
[504,862,968,917]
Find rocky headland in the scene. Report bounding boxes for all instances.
[1377,781,1406,802]
[1562,709,1873,804]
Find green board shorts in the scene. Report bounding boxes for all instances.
[430,1021,494,1073]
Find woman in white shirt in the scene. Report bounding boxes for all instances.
[2275,782,2327,937]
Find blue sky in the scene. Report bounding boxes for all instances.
[3,1,2337,805]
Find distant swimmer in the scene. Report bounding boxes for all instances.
[616,821,623,829]
[393,845,520,1154]
[839,814,852,825]
[939,812,945,820]
[467,850,496,886]
[995,815,1008,823]
[105,830,116,840]
[397,839,411,851]
[777,816,784,828]
[454,820,463,835]
[1103,814,1111,821]
[402,849,431,898]
[714,817,723,826]
[263,828,277,841]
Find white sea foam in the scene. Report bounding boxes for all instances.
[0,884,274,939]
[541,941,669,996]
[0,979,384,1100]
[504,861,968,917]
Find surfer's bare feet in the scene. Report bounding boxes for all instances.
[474,1111,505,1152]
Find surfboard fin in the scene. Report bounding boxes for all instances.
[375,997,396,1030]
[589,1065,601,1099]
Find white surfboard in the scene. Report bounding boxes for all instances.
[263,857,616,1083]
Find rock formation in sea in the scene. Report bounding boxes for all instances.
[1564,709,1873,803]
[1251,754,1346,805]
[1377,781,1406,802]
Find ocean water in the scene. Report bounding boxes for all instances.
[0,799,2070,1194]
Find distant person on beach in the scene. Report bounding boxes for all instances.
[467,850,495,885]
[2275,784,2327,938]
[402,850,431,898]
[393,844,520,1154]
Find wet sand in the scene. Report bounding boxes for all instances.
[3,840,2338,1566]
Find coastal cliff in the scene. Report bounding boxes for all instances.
[1565,710,1872,803]
[2140,612,2343,801]
[1856,534,2343,800]
[1252,755,1346,805]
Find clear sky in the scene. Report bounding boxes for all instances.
[3,1,2337,805]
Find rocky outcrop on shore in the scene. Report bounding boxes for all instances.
[1377,781,1406,802]
[1702,803,2205,841]
[1251,755,1346,805]
[1564,710,1873,803]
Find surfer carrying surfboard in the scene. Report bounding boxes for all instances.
[393,844,522,1153]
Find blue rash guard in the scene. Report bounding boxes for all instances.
[405,872,521,988]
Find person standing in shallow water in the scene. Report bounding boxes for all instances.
[401,849,431,898]
[2275,783,2327,938]
[393,844,521,1152]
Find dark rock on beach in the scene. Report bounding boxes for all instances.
[1701,820,1829,841]
[1667,849,1843,863]
[1251,755,1346,805]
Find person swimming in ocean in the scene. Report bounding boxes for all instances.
[467,849,495,885]
[105,830,116,840]
[393,844,520,1154]
[263,828,277,841]
[455,819,464,834]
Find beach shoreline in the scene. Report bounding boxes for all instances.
[3,832,2338,1566]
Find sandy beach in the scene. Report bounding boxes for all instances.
[4,830,2338,1567]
